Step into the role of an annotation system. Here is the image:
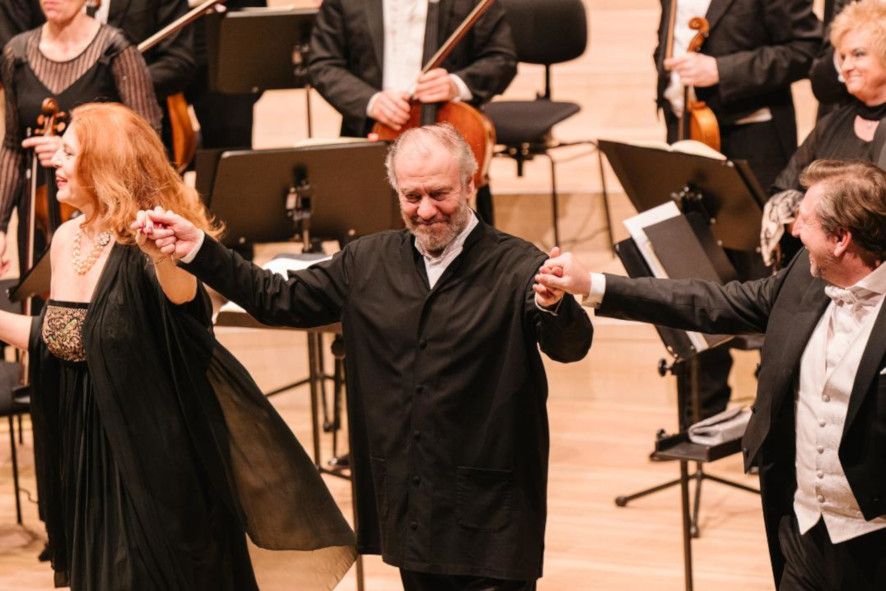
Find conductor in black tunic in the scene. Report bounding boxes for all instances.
[137,124,593,590]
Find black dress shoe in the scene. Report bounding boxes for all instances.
[38,543,51,562]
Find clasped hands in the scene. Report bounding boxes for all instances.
[368,68,460,130]
[533,247,592,307]
[130,207,201,263]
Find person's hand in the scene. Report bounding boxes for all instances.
[414,68,459,103]
[130,207,202,261]
[21,135,63,168]
[368,90,411,130]
[0,231,10,276]
[535,247,591,297]
[533,247,566,308]
[132,207,169,262]
[664,53,719,88]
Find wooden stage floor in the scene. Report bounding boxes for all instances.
[0,0,827,588]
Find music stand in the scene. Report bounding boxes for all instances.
[203,7,318,135]
[203,141,401,249]
[597,139,766,252]
[611,214,760,591]
[9,249,50,304]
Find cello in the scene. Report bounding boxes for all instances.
[371,0,496,188]
[664,2,720,152]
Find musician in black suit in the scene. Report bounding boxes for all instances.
[653,0,821,424]
[308,0,517,224]
[655,0,820,189]
[536,159,886,589]
[0,0,195,100]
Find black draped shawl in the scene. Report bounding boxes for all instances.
[28,244,355,589]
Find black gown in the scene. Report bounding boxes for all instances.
[30,245,355,590]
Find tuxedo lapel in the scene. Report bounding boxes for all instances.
[843,303,886,435]
[705,0,737,33]
[365,0,385,75]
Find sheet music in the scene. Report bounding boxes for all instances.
[215,253,332,319]
[623,202,710,353]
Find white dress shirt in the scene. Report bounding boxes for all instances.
[413,212,478,288]
[794,262,886,543]
[367,0,472,116]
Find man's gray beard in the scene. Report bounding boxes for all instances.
[405,201,471,256]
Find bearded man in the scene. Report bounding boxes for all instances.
[136,123,593,591]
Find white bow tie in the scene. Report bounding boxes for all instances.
[824,285,876,308]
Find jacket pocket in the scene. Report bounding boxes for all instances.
[370,456,388,518]
[456,466,513,531]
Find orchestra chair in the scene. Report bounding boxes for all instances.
[0,277,29,525]
[0,361,27,525]
[483,0,613,248]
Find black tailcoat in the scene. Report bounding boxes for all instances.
[597,252,886,585]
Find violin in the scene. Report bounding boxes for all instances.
[664,3,720,152]
[27,98,75,274]
[371,0,496,188]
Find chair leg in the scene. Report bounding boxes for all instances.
[8,415,21,525]
[596,147,617,255]
[547,154,561,246]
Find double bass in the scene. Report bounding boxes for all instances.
[664,2,721,151]
[371,0,496,188]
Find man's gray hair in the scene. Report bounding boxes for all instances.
[384,123,478,191]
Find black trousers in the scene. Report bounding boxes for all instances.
[399,569,536,591]
[778,515,886,590]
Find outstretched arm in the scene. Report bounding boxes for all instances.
[137,209,347,328]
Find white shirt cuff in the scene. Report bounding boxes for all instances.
[582,272,606,308]
[534,295,561,316]
[366,92,381,117]
[179,231,206,264]
[449,74,472,102]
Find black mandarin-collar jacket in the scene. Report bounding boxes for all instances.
[185,222,593,580]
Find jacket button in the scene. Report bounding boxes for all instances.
[419,339,427,350]
[410,521,418,530]
[412,475,421,485]
[742,447,749,455]
[415,385,424,393]
[413,430,421,440]
[751,405,757,414]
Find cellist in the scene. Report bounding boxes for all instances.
[308,0,516,225]
[652,0,820,427]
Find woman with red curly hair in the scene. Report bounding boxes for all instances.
[0,102,355,590]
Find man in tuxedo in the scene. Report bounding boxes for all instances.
[307,0,517,224]
[536,159,886,589]
[137,124,592,591]
[653,0,821,424]
[0,0,195,101]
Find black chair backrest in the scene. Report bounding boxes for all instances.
[499,0,587,65]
